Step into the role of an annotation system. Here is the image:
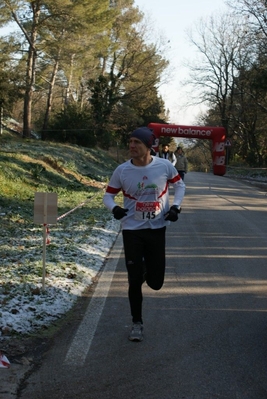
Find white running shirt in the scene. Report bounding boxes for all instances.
[103,156,185,230]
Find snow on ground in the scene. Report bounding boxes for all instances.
[0,212,120,340]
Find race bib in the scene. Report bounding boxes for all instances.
[134,201,161,220]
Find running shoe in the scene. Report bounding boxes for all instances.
[128,322,144,342]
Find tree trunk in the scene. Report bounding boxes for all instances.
[64,53,75,109]
[23,47,35,138]
[42,54,60,139]
[22,4,40,138]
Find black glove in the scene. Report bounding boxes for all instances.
[112,206,129,220]
[164,206,180,222]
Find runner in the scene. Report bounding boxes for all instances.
[103,127,185,341]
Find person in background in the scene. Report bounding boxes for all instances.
[159,144,177,166]
[103,127,185,342]
[175,146,188,180]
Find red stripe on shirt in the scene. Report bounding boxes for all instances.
[106,186,121,194]
[123,190,137,200]
[168,174,181,184]
[158,182,168,199]
[158,173,181,199]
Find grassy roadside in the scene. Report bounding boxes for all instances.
[0,131,121,261]
[226,166,267,180]
[0,130,125,340]
[224,166,267,192]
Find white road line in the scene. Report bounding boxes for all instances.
[64,233,123,366]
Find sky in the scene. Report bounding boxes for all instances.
[134,0,229,125]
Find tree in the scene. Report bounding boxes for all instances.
[186,140,212,172]
[0,0,61,137]
[40,0,116,137]
[228,0,267,38]
[0,0,169,146]
[185,12,250,134]
[88,0,169,146]
[0,36,23,115]
[0,0,115,138]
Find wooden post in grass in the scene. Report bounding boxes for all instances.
[34,193,58,291]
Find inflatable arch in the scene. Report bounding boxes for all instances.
[148,122,227,176]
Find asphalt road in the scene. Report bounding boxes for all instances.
[17,172,267,399]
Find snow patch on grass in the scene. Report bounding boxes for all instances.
[0,215,120,338]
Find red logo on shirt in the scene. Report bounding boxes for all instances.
[136,201,160,212]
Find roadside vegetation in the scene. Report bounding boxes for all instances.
[0,129,125,338]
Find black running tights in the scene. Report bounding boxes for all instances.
[122,227,166,323]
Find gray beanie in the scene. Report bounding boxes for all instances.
[130,127,155,148]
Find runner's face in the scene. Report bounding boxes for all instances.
[129,137,149,158]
